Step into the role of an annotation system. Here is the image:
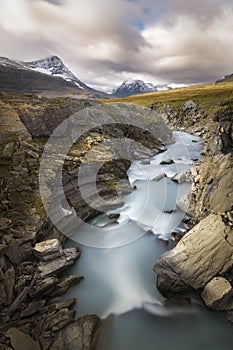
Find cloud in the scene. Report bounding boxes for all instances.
[0,0,233,92]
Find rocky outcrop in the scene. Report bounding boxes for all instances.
[153,100,233,315]
[190,153,233,219]
[0,233,93,349]
[0,92,96,140]
[0,95,99,349]
[0,94,173,348]
[154,214,233,295]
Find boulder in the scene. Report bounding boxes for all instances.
[29,276,57,298]
[42,308,76,332]
[183,100,197,112]
[50,315,101,350]
[48,298,76,312]
[154,214,233,296]
[33,239,63,261]
[20,300,46,318]
[176,192,191,213]
[201,277,233,310]
[172,171,191,183]
[49,275,84,297]
[5,240,32,265]
[6,328,40,350]
[160,158,174,165]
[38,247,80,277]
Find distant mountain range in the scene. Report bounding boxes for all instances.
[111,79,171,97]
[0,55,195,99]
[0,56,108,98]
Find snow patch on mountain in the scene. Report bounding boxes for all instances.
[111,79,171,97]
[24,55,83,86]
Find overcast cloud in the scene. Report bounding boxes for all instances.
[0,0,232,92]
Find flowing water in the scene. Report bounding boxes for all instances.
[65,131,233,350]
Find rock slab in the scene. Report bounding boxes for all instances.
[50,315,101,350]
[201,277,233,310]
[154,214,233,295]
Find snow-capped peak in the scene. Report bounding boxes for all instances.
[23,55,84,88]
[112,79,171,97]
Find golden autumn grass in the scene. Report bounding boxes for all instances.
[100,81,233,117]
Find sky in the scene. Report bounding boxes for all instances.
[0,0,233,92]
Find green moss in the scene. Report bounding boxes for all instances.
[34,195,46,218]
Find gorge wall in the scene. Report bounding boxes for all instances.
[0,94,173,350]
[153,101,233,318]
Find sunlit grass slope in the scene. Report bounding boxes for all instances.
[100,81,233,117]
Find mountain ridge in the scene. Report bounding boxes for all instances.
[0,56,108,99]
[111,79,170,97]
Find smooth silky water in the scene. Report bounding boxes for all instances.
[65,132,233,350]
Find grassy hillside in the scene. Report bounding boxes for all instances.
[100,81,233,117]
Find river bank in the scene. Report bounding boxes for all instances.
[0,97,173,349]
[0,90,232,348]
[152,101,233,318]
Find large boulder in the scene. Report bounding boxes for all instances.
[154,214,233,296]
[50,315,101,350]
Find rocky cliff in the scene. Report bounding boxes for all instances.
[153,100,233,318]
[0,94,173,349]
[0,94,102,349]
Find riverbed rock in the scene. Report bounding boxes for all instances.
[33,239,63,261]
[5,240,32,265]
[172,171,191,183]
[8,286,30,315]
[20,300,46,318]
[50,315,101,350]
[29,277,58,298]
[4,267,15,305]
[201,277,233,310]
[154,214,233,296]
[49,275,84,297]
[42,308,76,332]
[38,247,80,277]
[6,327,40,350]
[176,192,191,213]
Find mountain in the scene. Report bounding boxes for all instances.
[216,73,233,83]
[111,79,170,97]
[0,56,108,98]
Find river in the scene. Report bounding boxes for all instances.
[65,131,233,350]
